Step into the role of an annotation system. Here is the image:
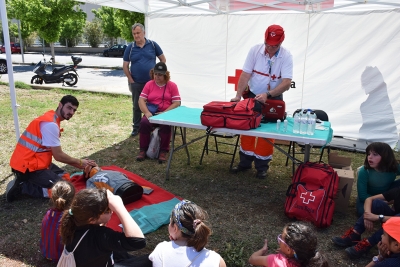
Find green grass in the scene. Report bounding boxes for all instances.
[0,85,390,266]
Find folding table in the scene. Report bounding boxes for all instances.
[150,106,333,180]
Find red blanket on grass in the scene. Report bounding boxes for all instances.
[70,165,178,231]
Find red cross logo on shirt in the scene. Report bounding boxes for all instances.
[270,74,277,80]
[300,191,315,204]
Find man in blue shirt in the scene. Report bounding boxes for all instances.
[123,23,166,136]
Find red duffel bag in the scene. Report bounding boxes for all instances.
[200,98,262,130]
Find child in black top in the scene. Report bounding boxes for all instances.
[59,188,148,267]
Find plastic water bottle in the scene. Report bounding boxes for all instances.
[311,111,317,135]
[276,119,281,131]
[307,111,316,135]
[293,112,301,134]
[300,110,308,135]
[283,119,288,132]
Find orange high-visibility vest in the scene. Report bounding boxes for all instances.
[10,110,60,173]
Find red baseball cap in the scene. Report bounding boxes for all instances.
[265,25,285,46]
[383,217,400,242]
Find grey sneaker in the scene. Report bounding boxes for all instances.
[5,175,23,202]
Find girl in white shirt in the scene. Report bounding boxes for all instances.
[149,199,226,267]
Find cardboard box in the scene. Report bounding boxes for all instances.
[329,152,352,170]
[333,169,354,212]
[328,153,354,212]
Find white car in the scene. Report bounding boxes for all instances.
[0,55,7,74]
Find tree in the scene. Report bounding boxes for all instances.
[114,10,144,42]
[7,0,86,61]
[93,6,120,46]
[1,21,18,44]
[84,19,103,48]
[59,16,86,47]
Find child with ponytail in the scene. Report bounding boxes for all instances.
[249,222,329,267]
[149,199,226,267]
[59,188,148,267]
[40,180,75,262]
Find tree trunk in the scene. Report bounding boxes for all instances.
[50,43,55,64]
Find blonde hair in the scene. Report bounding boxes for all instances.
[50,181,75,211]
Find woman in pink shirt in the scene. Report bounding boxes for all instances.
[249,222,329,267]
[137,62,181,163]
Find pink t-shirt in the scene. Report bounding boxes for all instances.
[266,253,299,267]
[140,80,181,112]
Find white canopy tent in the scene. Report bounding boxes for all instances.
[2,0,400,147]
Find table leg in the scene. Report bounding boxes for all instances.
[303,144,311,162]
[164,127,207,180]
[179,127,190,165]
[165,126,176,180]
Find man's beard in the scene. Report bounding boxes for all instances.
[60,105,70,120]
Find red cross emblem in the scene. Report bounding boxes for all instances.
[270,74,277,80]
[227,69,243,91]
[300,191,315,204]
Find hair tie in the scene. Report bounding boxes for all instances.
[193,219,201,230]
[293,252,298,260]
[68,209,73,216]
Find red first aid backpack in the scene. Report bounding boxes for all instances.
[200,98,262,130]
[284,162,339,228]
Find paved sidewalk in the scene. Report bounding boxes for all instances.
[1,53,131,96]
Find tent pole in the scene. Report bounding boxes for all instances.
[0,0,21,141]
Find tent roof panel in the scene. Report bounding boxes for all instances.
[78,0,400,14]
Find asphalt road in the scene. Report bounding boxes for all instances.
[0,53,130,95]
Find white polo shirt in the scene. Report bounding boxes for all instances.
[242,44,293,95]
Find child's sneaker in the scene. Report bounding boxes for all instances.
[345,238,372,259]
[331,227,361,247]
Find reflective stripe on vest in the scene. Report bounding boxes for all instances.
[18,131,50,153]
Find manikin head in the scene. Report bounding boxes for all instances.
[84,163,101,179]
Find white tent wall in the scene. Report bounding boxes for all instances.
[147,9,400,147]
[147,15,229,106]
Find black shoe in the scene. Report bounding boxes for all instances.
[345,238,372,259]
[131,129,139,137]
[231,165,251,173]
[256,170,268,179]
[332,227,361,247]
[5,175,23,202]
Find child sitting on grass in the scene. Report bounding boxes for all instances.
[59,188,148,267]
[356,142,400,216]
[249,222,329,267]
[149,199,226,267]
[366,217,400,266]
[40,180,75,262]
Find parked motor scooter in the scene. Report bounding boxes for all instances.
[31,54,82,86]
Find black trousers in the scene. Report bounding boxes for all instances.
[20,163,66,198]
